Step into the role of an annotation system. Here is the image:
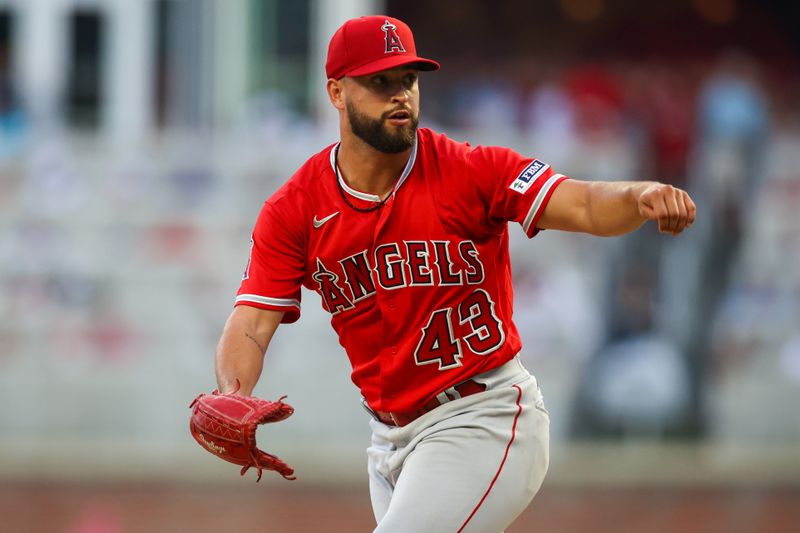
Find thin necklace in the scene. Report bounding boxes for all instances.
[334,145,389,213]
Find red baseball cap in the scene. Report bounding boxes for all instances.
[326,16,440,80]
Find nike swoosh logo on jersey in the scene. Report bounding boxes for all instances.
[313,211,340,228]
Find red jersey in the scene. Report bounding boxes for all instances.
[237,128,568,412]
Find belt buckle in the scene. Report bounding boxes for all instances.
[362,399,403,426]
[361,398,380,421]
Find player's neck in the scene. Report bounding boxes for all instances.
[336,135,412,199]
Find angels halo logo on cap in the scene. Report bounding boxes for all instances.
[325,15,440,80]
[381,19,406,53]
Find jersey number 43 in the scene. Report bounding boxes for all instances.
[414,289,505,370]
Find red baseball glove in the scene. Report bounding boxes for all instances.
[189,381,295,481]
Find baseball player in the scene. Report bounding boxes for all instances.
[212,15,696,532]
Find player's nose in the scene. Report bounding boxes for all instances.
[389,83,410,102]
[391,93,410,109]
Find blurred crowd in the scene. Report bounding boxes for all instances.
[435,50,777,179]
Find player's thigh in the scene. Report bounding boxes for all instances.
[368,453,394,523]
[374,385,549,533]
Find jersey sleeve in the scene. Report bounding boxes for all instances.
[467,145,569,238]
[236,197,306,323]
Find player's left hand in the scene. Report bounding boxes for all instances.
[189,380,296,481]
[637,183,697,235]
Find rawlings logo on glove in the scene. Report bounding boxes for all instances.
[189,380,296,481]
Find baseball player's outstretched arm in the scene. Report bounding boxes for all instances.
[215,306,284,395]
[537,179,696,237]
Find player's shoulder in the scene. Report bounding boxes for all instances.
[417,127,517,164]
[417,127,473,160]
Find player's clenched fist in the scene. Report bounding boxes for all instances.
[636,183,697,235]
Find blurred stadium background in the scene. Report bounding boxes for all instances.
[0,0,798,531]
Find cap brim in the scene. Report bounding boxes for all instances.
[343,56,440,78]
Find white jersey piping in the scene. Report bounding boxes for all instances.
[522,174,564,235]
[329,133,418,203]
[235,294,301,310]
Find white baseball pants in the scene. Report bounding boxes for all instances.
[366,356,550,533]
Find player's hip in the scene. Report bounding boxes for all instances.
[368,354,548,439]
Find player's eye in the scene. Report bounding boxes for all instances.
[372,75,387,86]
[403,74,418,88]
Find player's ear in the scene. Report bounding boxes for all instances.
[327,78,346,111]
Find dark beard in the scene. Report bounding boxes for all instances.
[346,101,418,153]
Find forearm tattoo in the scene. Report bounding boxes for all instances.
[245,332,266,353]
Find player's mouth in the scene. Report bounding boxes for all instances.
[386,109,412,126]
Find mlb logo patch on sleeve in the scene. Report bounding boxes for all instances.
[509,160,549,194]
